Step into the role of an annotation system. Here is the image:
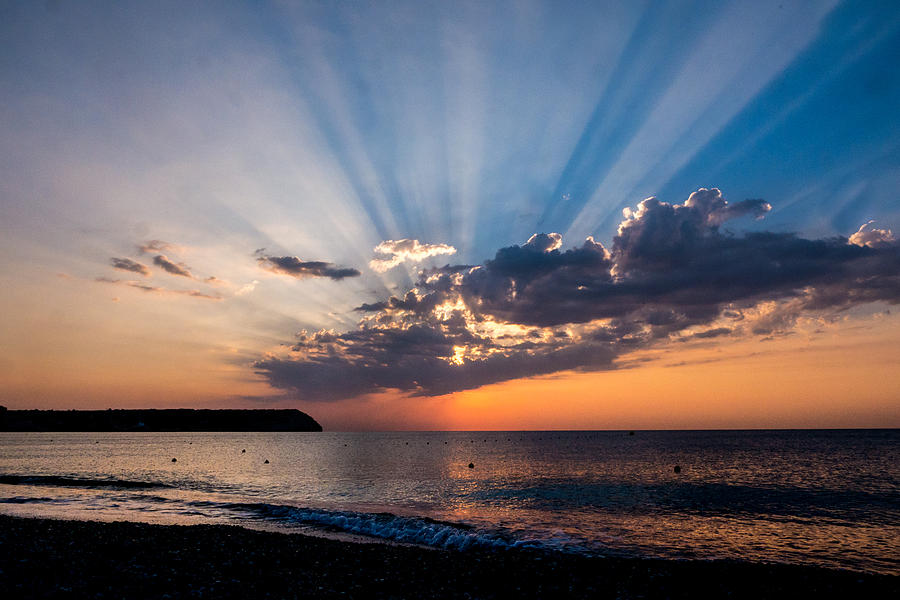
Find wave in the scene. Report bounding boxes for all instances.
[0,475,170,489]
[0,496,61,504]
[0,488,548,552]
[0,475,559,551]
[181,499,570,552]
[0,482,558,552]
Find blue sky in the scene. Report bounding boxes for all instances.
[5,1,898,263]
[2,1,899,424]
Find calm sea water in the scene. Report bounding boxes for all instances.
[1,430,897,575]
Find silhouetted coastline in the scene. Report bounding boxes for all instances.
[0,516,896,599]
[0,408,322,432]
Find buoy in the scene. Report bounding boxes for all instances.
[171,458,177,463]
[264,459,270,464]
[674,465,681,474]
[468,462,474,469]
[628,431,635,436]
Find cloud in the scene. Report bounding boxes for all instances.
[369,239,457,272]
[138,240,179,254]
[153,255,193,278]
[236,280,259,296]
[257,337,618,402]
[95,278,222,300]
[110,258,150,276]
[183,289,223,300]
[687,327,733,340]
[522,233,563,253]
[614,188,771,274]
[121,239,218,281]
[254,189,900,402]
[257,254,361,281]
[126,282,164,293]
[849,221,895,248]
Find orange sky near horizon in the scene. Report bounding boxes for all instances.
[2,269,899,431]
[8,308,897,431]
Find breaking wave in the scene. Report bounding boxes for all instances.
[185,499,570,552]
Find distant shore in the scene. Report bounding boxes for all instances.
[1,516,896,599]
[0,408,322,432]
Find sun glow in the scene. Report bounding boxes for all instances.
[449,345,466,366]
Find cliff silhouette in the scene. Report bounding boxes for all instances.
[0,407,322,432]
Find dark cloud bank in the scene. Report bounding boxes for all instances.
[255,189,900,401]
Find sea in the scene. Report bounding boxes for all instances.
[1,430,897,576]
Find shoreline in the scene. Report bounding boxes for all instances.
[1,515,897,599]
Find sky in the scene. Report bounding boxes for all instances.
[1,0,899,430]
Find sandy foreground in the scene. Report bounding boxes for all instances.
[0,515,896,599]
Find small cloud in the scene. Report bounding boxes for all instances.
[126,281,162,293]
[690,327,732,339]
[523,233,563,253]
[369,239,457,272]
[110,257,151,277]
[138,240,180,254]
[205,276,226,285]
[153,255,193,278]
[849,221,895,248]
[236,280,260,296]
[258,254,361,281]
[354,301,389,312]
[95,277,221,301]
[186,289,223,300]
[683,188,771,226]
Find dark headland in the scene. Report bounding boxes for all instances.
[0,407,322,432]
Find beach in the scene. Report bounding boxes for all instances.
[1,515,896,599]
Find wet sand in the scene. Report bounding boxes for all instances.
[0,515,896,599]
